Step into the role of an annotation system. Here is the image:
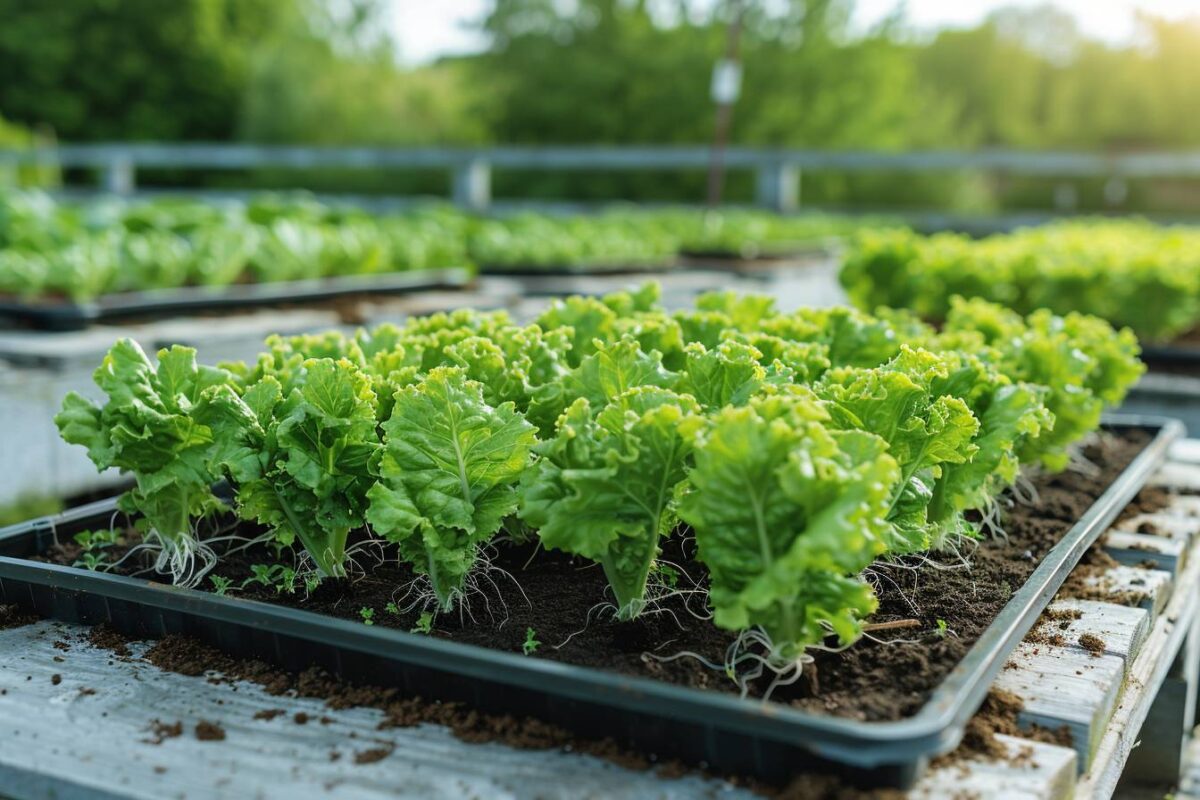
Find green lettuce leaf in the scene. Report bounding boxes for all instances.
[519,387,703,619]
[679,393,898,658]
[367,367,537,610]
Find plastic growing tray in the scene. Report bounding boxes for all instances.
[477,260,679,277]
[0,416,1181,788]
[0,268,474,331]
[1141,342,1200,373]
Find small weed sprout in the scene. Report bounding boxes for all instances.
[209,575,233,597]
[359,607,375,626]
[385,602,400,616]
[242,564,298,594]
[935,619,948,638]
[411,611,434,635]
[522,627,540,656]
[72,528,123,570]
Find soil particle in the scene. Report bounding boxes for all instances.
[353,746,394,765]
[51,674,61,685]
[0,603,36,630]
[195,720,226,741]
[88,625,132,658]
[146,720,183,745]
[293,712,310,725]
[1078,634,1106,657]
[253,709,286,721]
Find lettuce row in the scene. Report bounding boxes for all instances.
[56,283,1143,660]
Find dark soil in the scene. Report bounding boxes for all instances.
[36,428,1154,725]
[0,603,37,630]
[195,720,226,741]
[1077,634,1106,657]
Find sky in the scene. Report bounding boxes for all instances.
[387,0,1200,65]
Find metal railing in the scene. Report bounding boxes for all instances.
[5,143,1200,211]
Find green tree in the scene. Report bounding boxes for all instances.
[0,0,292,140]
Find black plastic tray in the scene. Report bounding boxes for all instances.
[0,268,474,331]
[0,416,1180,788]
[477,261,678,277]
[1141,342,1200,373]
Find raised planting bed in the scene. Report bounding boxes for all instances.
[0,268,474,331]
[0,417,1180,789]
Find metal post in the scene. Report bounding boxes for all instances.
[755,162,800,212]
[705,0,744,207]
[452,157,491,211]
[101,155,135,195]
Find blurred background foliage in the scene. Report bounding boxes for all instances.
[1,0,1199,210]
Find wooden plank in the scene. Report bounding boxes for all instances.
[1103,530,1185,575]
[0,621,744,800]
[1163,494,1200,520]
[1169,439,1200,466]
[1073,533,1200,799]
[993,643,1125,772]
[908,734,1076,800]
[1042,599,1149,670]
[1113,511,1200,554]
[1077,566,1173,616]
[1148,462,1200,492]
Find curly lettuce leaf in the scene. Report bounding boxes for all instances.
[817,347,980,553]
[679,393,898,657]
[367,367,537,610]
[198,358,380,578]
[55,340,230,561]
[519,387,702,619]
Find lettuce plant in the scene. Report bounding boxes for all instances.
[55,340,230,584]
[367,367,537,610]
[197,358,380,578]
[815,347,980,554]
[679,392,898,661]
[520,387,703,619]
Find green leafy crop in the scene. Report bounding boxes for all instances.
[367,367,537,610]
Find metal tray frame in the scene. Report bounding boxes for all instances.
[0,416,1181,787]
[0,268,474,331]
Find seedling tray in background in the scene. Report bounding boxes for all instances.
[0,416,1180,788]
[1141,342,1200,374]
[476,260,679,277]
[0,268,474,332]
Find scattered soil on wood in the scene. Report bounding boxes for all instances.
[1077,633,1106,657]
[1058,547,1149,607]
[932,688,1071,767]
[253,708,286,721]
[1115,484,1174,524]
[146,720,183,745]
[194,720,226,741]
[37,429,1152,724]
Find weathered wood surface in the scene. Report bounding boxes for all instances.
[1149,462,1200,492]
[1073,523,1200,800]
[1102,530,1185,574]
[0,622,744,800]
[908,735,1076,800]
[1077,565,1173,616]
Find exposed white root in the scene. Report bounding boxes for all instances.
[1011,472,1042,506]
